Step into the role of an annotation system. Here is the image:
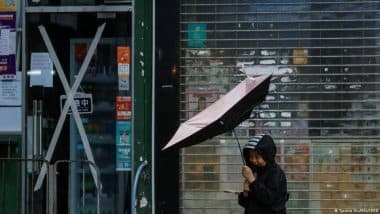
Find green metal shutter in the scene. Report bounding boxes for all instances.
[179,1,380,214]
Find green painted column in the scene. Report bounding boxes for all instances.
[0,136,21,214]
[133,0,153,213]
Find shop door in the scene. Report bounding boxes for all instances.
[24,8,132,214]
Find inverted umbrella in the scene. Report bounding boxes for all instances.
[162,74,272,158]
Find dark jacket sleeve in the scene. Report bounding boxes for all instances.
[249,167,285,205]
[238,192,248,208]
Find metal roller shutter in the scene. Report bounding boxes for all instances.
[179,1,380,213]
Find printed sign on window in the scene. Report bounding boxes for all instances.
[0,12,16,80]
[29,52,53,87]
[116,121,131,171]
[117,46,130,91]
[187,23,207,48]
[116,96,131,120]
[60,93,93,114]
[0,0,16,11]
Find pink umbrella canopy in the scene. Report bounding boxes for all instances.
[162,74,272,151]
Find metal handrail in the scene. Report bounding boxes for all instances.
[131,160,148,214]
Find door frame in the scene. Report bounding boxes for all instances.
[21,4,147,214]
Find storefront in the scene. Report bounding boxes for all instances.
[1,0,154,213]
[179,1,380,213]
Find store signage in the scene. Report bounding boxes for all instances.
[60,93,93,114]
[116,96,131,120]
[117,46,130,91]
[0,11,16,80]
[0,0,16,11]
[187,23,207,48]
[292,49,308,65]
[115,121,131,171]
[0,71,21,105]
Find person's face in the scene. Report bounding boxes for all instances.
[248,150,267,167]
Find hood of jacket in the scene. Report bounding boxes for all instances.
[243,134,277,166]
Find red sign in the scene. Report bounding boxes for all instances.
[116,96,131,120]
[117,46,130,64]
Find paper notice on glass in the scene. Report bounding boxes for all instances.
[30,52,53,87]
[115,121,131,171]
[116,96,131,120]
[0,12,16,79]
[0,29,16,79]
[8,30,16,55]
[117,46,130,91]
[117,46,130,64]
[0,28,10,56]
[0,71,21,106]
[118,63,129,91]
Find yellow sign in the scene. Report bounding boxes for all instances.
[0,0,17,11]
[292,49,308,65]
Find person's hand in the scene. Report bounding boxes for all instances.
[242,179,250,197]
[243,179,250,191]
[242,166,256,184]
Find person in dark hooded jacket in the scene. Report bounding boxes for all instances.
[238,134,288,214]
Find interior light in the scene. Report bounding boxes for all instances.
[27,70,42,76]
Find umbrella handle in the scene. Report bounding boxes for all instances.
[232,129,246,165]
